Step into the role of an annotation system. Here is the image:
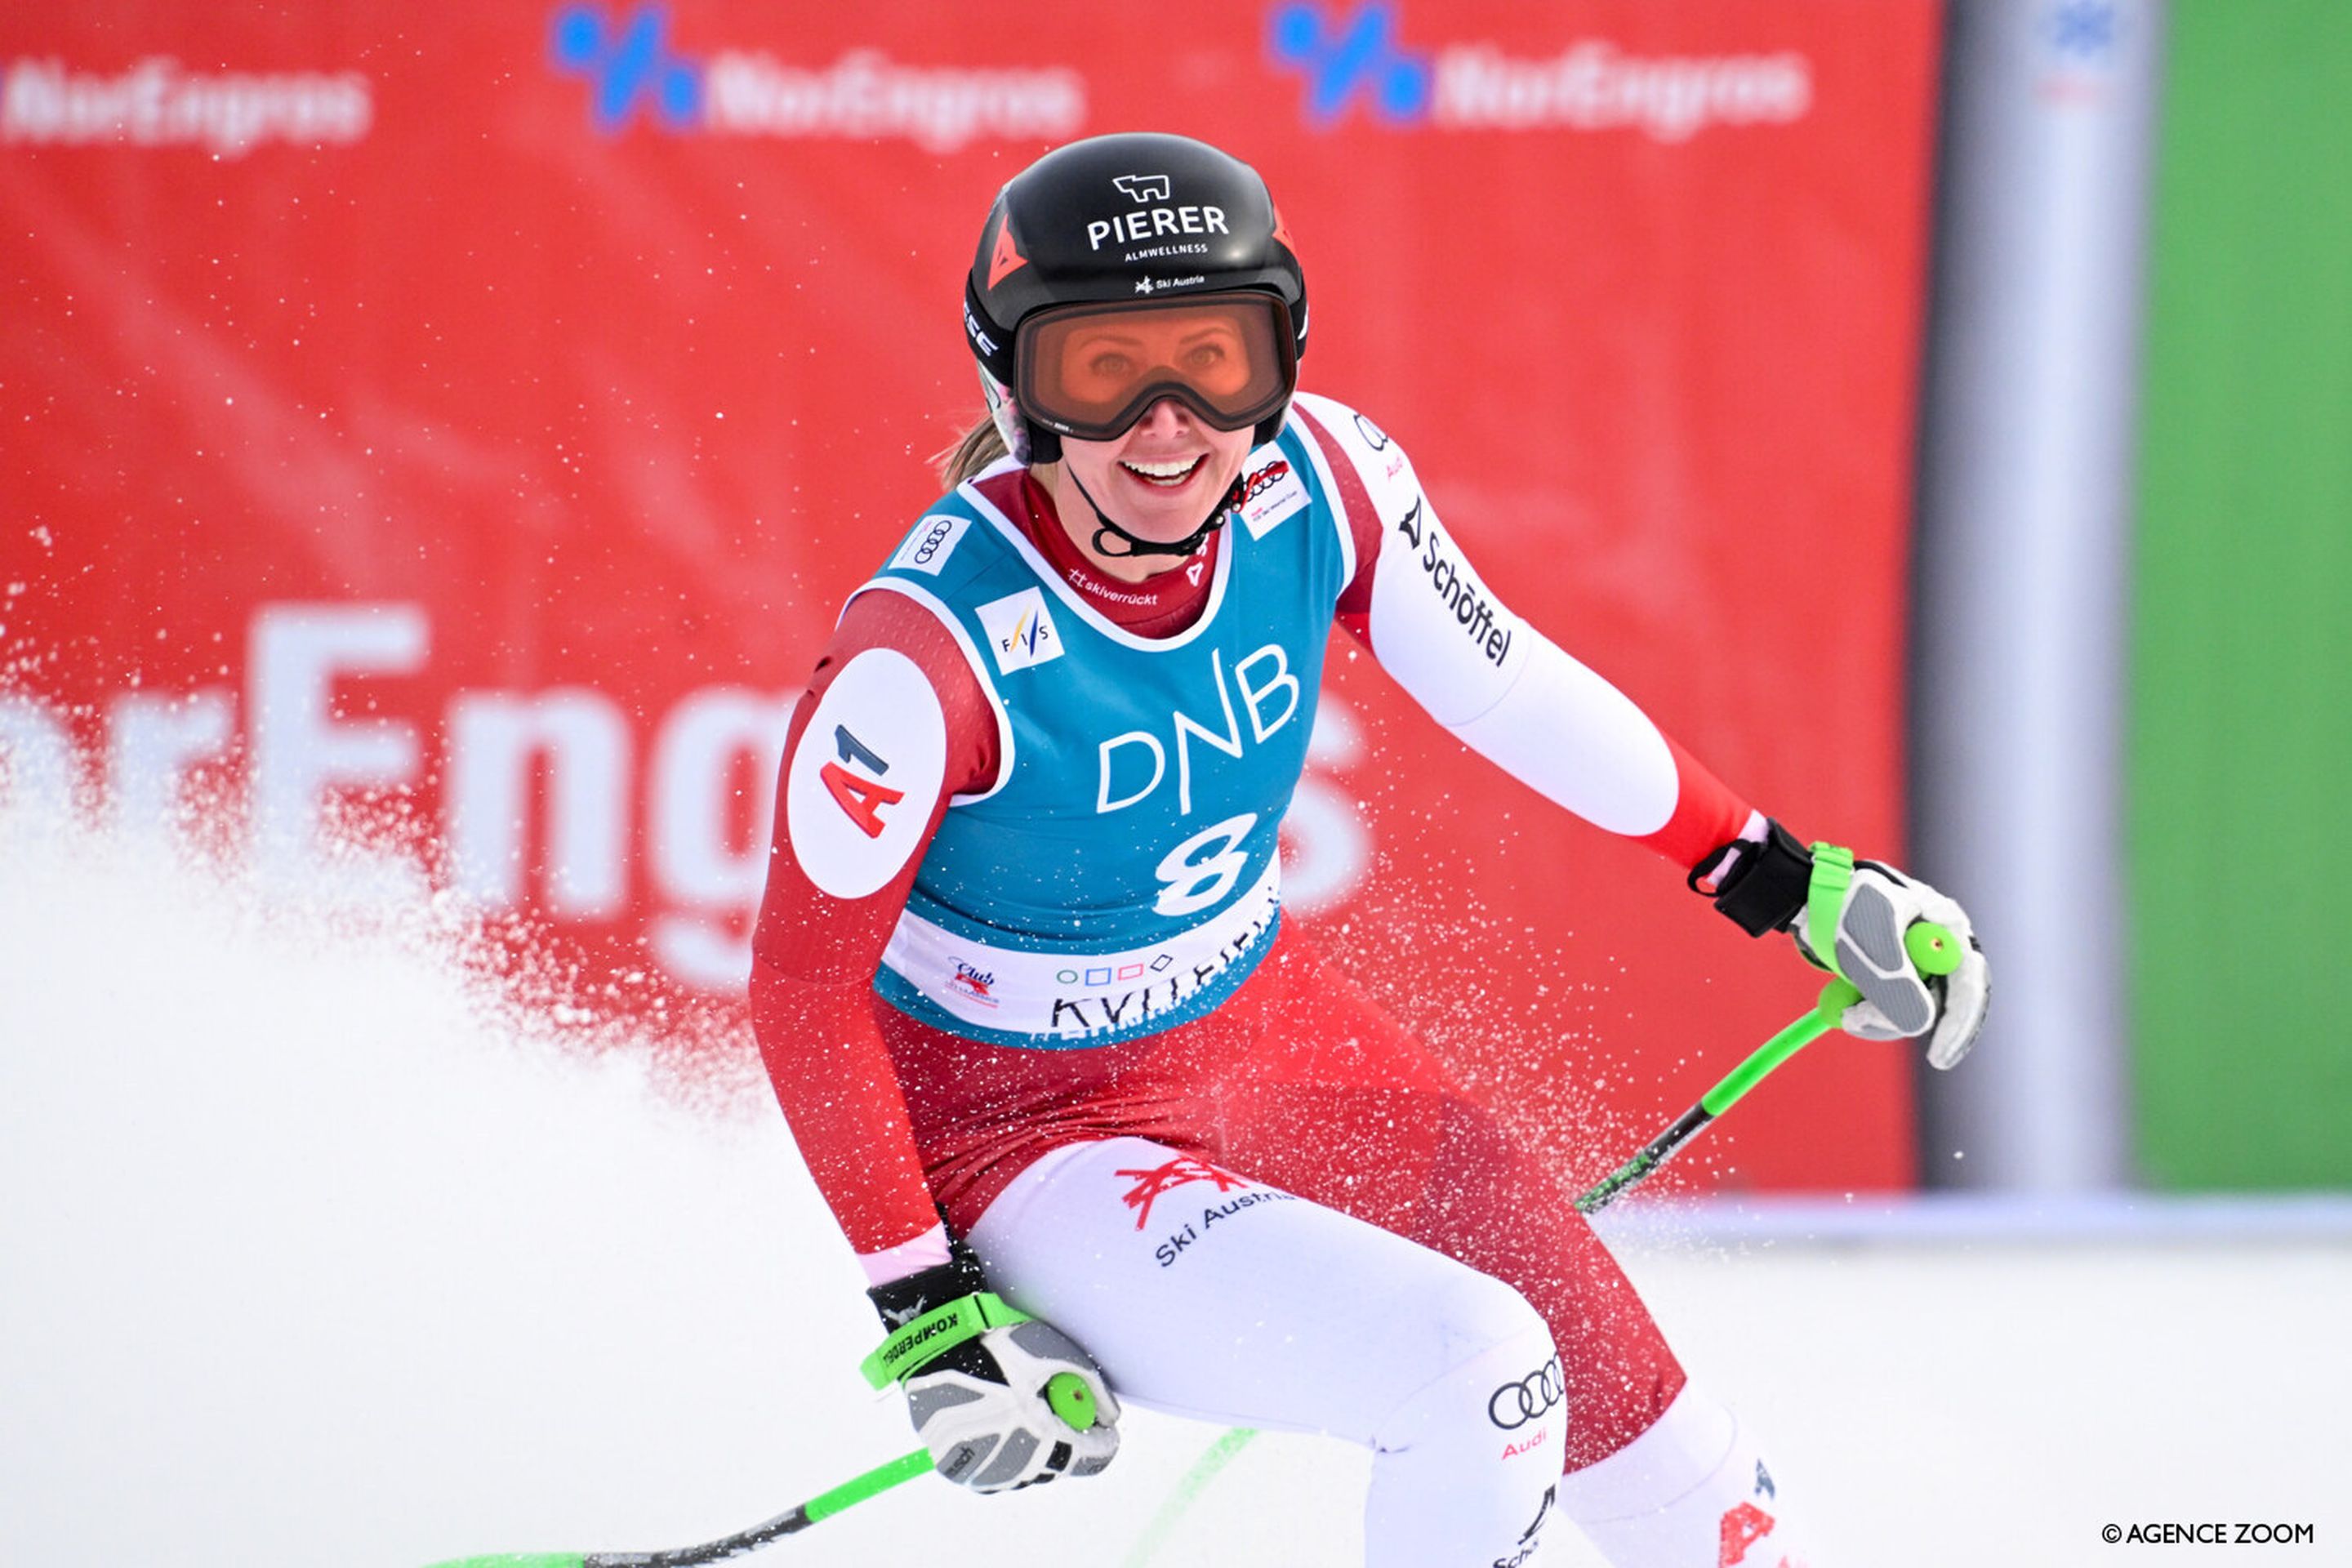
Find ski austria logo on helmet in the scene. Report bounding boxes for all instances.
[975,587,1063,674]
[1236,455,1309,540]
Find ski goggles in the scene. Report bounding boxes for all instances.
[1015,292,1297,443]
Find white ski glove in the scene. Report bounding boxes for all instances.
[862,1258,1120,1494]
[1703,822,1989,1069]
[1794,845,1989,1068]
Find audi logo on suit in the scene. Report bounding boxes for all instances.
[1488,1357,1565,1430]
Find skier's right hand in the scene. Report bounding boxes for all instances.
[862,1255,1120,1493]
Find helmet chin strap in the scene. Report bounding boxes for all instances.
[1066,465,1245,561]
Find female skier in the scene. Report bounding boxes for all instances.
[751,131,1987,1568]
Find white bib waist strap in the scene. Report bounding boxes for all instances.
[879,858,1282,1042]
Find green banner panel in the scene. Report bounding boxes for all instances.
[2132,1,2352,1187]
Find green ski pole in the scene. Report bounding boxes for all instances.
[1576,919,1962,1214]
[425,1376,1093,1565]
[421,1447,932,1568]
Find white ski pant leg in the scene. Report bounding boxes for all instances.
[1555,1383,1815,1566]
[966,1137,1568,1568]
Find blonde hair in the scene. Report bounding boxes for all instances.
[935,412,1009,491]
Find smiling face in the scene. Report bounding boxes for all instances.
[1016,295,1294,580]
[1042,398,1258,577]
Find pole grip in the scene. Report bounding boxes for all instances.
[1904,920,1963,976]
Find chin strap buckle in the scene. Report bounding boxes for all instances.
[1070,466,1236,559]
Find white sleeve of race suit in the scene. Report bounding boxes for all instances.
[1296,392,1680,839]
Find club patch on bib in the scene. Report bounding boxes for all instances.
[1236,454,1308,540]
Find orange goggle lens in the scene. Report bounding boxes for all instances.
[1016,292,1295,442]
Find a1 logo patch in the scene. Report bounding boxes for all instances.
[786,648,947,899]
[818,724,906,840]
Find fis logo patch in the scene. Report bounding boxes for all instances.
[977,586,1064,673]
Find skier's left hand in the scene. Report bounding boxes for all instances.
[1795,849,1989,1069]
[1702,821,1989,1068]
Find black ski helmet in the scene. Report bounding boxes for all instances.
[964,132,1308,465]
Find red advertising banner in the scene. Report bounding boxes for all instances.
[1,1,1940,1192]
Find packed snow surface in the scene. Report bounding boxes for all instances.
[2,822,2345,1567]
